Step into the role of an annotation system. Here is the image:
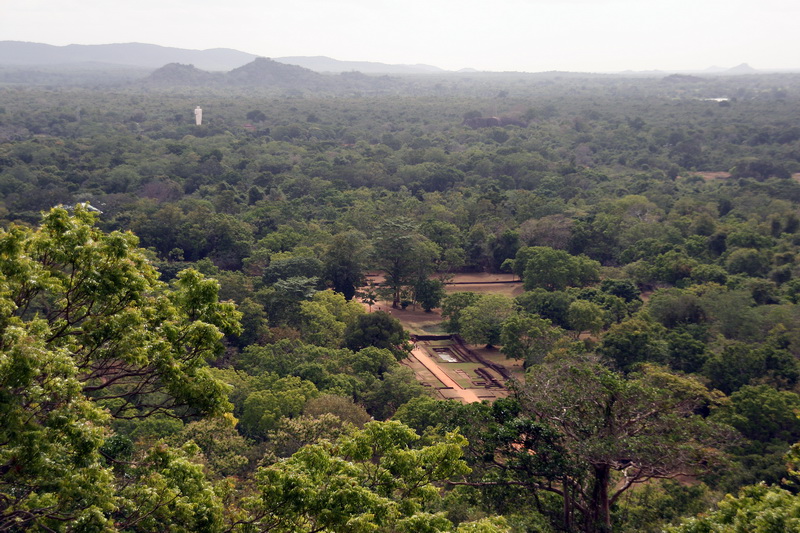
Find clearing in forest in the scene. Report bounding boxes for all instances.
[364,272,524,403]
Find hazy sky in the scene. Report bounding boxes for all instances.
[2,0,798,72]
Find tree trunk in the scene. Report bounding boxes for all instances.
[589,464,612,533]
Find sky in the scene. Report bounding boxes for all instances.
[2,0,798,73]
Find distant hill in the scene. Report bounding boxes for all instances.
[145,58,402,94]
[226,57,327,88]
[0,41,449,74]
[725,63,758,74]
[146,63,223,85]
[273,56,444,74]
[2,41,789,82]
[0,41,258,71]
[702,63,758,75]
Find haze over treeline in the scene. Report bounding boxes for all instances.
[0,40,781,76]
[4,0,799,72]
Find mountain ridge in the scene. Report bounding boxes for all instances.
[0,41,449,74]
[143,58,407,94]
[1,41,792,76]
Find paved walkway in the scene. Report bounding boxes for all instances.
[409,346,481,403]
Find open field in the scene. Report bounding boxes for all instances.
[444,272,524,298]
[364,272,524,335]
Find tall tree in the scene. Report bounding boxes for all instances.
[515,246,600,291]
[372,218,437,308]
[414,277,446,312]
[298,290,365,347]
[323,230,370,300]
[0,206,241,530]
[500,313,566,367]
[344,311,411,360]
[240,421,486,532]
[441,292,484,333]
[459,295,517,348]
[510,358,732,533]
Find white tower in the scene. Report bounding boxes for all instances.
[194,106,203,126]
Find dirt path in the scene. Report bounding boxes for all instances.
[408,346,481,403]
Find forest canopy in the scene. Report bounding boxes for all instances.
[2,71,800,531]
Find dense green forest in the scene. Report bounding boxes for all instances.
[3,71,800,532]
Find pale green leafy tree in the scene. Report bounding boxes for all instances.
[299,290,365,347]
[500,312,566,367]
[566,300,605,337]
[0,323,116,530]
[239,375,319,439]
[0,206,241,530]
[515,246,600,291]
[459,294,516,348]
[667,483,800,533]
[237,421,509,533]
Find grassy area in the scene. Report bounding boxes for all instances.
[421,324,447,334]
[425,340,452,347]
[444,372,474,389]
[403,324,432,336]
[443,362,480,374]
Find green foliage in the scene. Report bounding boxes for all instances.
[613,480,715,533]
[665,329,709,374]
[344,311,411,360]
[726,247,770,277]
[598,318,669,371]
[242,421,473,532]
[668,483,800,533]
[373,218,438,308]
[6,73,800,532]
[699,287,762,341]
[415,278,447,312]
[263,255,324,285]
[458,294,517,348]
[239,375,319,439]
[517,246,600,291]
[303,394,372,427]
[702,341,800,394]
[0,207,240,419]
[233,296,270,348]
[515,289,574,329]
[323,230,369,300]
[566,299,605,335]
[0,322,115,530]
[515,358,732,532]
[298,289,365,347]
[113,442,226,533]
[441,292,484,333]
[175,417,252,478]
[600,279,640,302]
[0,207,240,531]
[712,384,800,443]
[265,413,357,460]
[394,396,466,434]
[362,366,429,420]
[647,289,707,328]
[500,312,566,366]
[230,339,412,421]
